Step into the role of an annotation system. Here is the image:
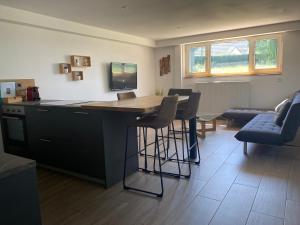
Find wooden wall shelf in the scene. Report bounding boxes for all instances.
[59,55,91,81]
[59,63,71,74]
[71,55,91,67]
[72,71,84,81]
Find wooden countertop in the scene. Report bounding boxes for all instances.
[81,95,188,113]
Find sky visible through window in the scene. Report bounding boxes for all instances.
[211,40,249,74]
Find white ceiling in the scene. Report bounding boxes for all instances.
[0,0,300,40]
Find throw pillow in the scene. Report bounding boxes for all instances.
[275,100,292,126]
[275,98,289,112]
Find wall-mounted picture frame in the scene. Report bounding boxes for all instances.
[159,55,171,76]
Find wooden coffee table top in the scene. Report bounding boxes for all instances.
[197,114,221,122]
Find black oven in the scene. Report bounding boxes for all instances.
[1,105,31,158]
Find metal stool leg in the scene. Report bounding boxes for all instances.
[153,125,181,178]
[160,128,167,159]
[171,122,181,176]
[123,126,164,198]
[138,127,141,151]
[166,120,199,166]
[195,133,201,165]
[155,129,164,197]
[139,126,169,160]
[167,125,170,157]
[183,121,191,178]
[142,127,150,173]
[181,120,185,161]
[139,127,147,156]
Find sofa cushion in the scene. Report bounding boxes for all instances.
[222,108,273,122]
[280,93,300,142]
[275,98,289,112]
[235,113,284,145]
[275,100,292,126]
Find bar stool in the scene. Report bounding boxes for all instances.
[117,92,136,100]
[123,96,181,198]
[168,92,201,178]
[168,88,192,98]
[167,88,193,143]
[117,92,143,153]
[117,92,167,161]
[167,89,192,155]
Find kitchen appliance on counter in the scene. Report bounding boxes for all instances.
[27,87,40,101]
[0,105,30,158]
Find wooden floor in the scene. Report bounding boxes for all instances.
[37,122,300,225]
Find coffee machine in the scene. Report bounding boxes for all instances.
[27,87,40,101]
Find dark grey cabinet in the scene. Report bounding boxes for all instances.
[26,106,105,182]
[0,154,42,225]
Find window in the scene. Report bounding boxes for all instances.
[184,34,282,77]
[255,38,278,69]
[211,40,249,74]
[189,46,206,73]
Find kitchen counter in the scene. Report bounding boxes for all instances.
[81,95,189,112]
[4,100,95,107]
[0,153,42,225]
[3,96,188,111]
[0,152,35,180]
[0,96,197,187]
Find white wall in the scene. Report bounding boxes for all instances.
[0,21,156,101]
[155,30,300,110]
[248,31,300,108]
[154,47,175,95]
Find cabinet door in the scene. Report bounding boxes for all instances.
[61,109,105,179]
[26,106,105,179]
[26,107,69,168]
[26,106,58,139]
[31,137,64,168]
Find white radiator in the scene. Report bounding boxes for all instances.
[196,81,251,115]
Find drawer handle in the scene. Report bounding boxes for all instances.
[39,138,52,143]
[73,111,89,115]
[2,116,21,120]
[37,108,49,112]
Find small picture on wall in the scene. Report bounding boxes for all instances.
[160,55,170,76]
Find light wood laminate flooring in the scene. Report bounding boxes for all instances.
[37,122,300,225]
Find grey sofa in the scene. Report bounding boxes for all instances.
[235,92,300,154]
[222,108,274,124]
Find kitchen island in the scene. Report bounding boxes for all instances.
[1,96,194,187]
[0,153,42,225]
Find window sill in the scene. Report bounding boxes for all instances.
[184,71,282,79]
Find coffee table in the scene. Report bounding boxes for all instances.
[197,114,220,138]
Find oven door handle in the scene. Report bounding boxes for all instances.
[1,116,21,120]
[37,108,49,112]
[39,138,52,143]
[73,111,89,115]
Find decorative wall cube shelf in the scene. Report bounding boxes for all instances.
[59,63,72,74]
[71,55,91,67]
[72,71,84,81]
[58,55,91,81]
